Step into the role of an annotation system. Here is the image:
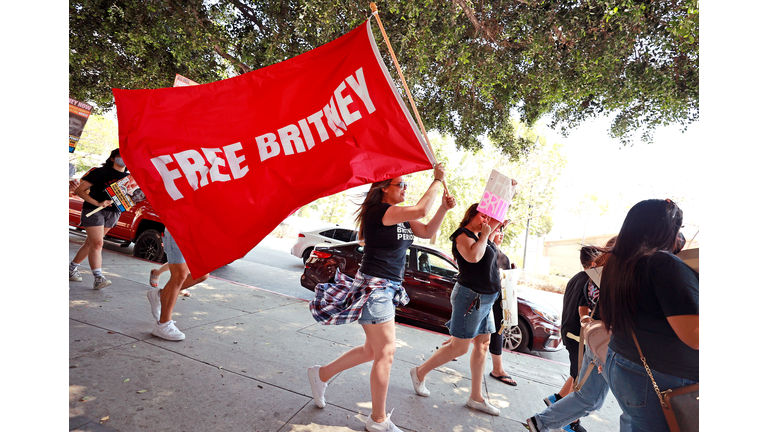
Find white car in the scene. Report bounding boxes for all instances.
[291,225,358,263]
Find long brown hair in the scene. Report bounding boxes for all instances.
[600,199,683,337]
[354,178,395,241]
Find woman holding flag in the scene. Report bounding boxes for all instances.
[69,148,128,290]
[308,164,455,432]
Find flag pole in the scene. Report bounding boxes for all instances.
[369,3,434,161]
[369,3,450,194]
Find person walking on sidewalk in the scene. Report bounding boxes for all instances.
[146,228,209,341]
[409,197,516,417]
[488,223,517,387]
[69,149,129,290]
[308,164,455,432]
[527,239,615,432]
[149,263,190,297]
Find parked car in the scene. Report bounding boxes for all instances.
[300,241,562,353]
[69,175,167,263]
[291,225,358,263]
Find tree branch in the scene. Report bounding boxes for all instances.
[214,44,252,74]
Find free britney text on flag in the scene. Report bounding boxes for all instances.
[113,19,435,277]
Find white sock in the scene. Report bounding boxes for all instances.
[92,268,103,278]
[70,261,80,271]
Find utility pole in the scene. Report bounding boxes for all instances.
[522,203,532,270]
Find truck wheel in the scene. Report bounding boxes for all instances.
[133,229,165,262]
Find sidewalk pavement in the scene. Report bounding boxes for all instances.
[69,240,623,432]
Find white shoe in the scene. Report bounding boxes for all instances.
[365,411,403,432]
[410,366,430,396]
[307,365,328,408]
[93,276,111,290]
[69,269,82,282]
[147,288,162,321]
[466,397,500,416]
[152,320,185,341]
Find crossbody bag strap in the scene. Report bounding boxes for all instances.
[573,283,599,391]
[631,331,670,409]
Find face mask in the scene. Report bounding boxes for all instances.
[115,157,125,167]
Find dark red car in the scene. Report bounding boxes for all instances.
[301,241,562,353]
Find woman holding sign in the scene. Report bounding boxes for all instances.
[308,164,456,432]
[69,149,129,290]
[409,183,516,416]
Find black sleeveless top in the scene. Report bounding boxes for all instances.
[359,203,414,282]
[450,227,500,295]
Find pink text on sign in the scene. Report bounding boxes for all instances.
[477,190,510,221]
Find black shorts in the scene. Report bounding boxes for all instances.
[563,331,582,379]
[80,208,120,228]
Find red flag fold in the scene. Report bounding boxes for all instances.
[114,19,434,277]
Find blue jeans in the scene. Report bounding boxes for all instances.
[534,346,631,431]
[603,347,698,432]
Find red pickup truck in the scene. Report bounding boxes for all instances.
[69,176,167,262]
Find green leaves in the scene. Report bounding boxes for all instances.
[70,0,698,152]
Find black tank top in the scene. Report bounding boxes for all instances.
[450,227,500,295]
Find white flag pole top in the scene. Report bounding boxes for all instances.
[370,3,440,170]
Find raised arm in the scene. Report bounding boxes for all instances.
[382,164,446,226]
[455,222,492,263]
[410,191,457,239]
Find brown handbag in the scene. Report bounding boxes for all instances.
[631,332,699,432]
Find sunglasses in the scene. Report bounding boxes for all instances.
[390,182,408,189]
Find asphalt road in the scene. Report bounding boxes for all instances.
[69,230,569,363]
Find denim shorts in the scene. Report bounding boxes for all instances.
[163,228,185,264]
[445,283,498,339]
[80,208,120,228]
[358,284,400,325]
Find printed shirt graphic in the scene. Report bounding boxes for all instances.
[114,19,434,278]
[359,203,414,282]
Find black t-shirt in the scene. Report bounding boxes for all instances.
[561,271,591,338]
[581,278,600,321]
[609,252,699,381]
[81,165,130,213]
[359,203,414,282]
[451,227,500,295]
[496,250,512,271]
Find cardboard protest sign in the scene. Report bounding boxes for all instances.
[173,74,199,87]
[478,169,516,221]
[69,98,93,153]
[586,266,602,287]
[106,176,136,212]
[114,19,434,277]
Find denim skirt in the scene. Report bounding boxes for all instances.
[445,282,498,339]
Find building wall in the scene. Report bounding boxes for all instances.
[543,234,618,278]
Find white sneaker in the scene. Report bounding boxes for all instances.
[152,320,185,341]
[93,276,111,290]
[410,366,430,396]
[307,365,328,408]
[365,412,403,432]
[147,289,162,321]
[466,397,500,416]
[69,269,82,282]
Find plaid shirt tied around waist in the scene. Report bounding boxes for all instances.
[309,270,410,325]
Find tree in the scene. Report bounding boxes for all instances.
[402,119,566,255]
[69,114,120,174]
[70,0,698,154]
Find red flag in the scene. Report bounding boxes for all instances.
[114,19,435,277]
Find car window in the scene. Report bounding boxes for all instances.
[319,229,336,238]
[336,229,357,242]
[417,251,457,279]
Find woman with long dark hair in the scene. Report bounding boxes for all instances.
[69,148,129,290]
[599,199,698,431]
[308,164,456,432]
[410,196,515,417]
